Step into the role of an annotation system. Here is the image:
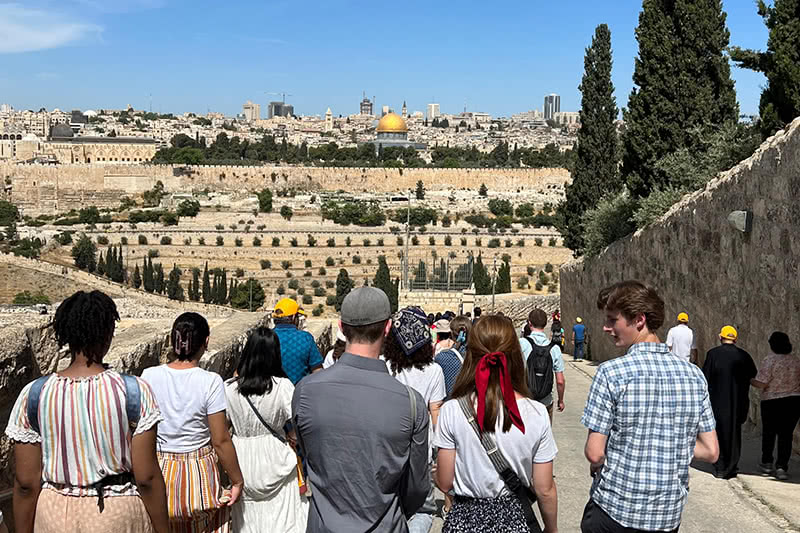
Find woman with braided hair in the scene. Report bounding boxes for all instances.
[5,290,168,533]
[142,312,244,533]
[433,315,559,533]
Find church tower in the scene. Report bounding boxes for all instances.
[401,101,408,119]
[324,108,333,133]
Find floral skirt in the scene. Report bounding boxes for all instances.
[443,494,529,533]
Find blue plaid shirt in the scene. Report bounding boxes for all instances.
[581,342,715,531]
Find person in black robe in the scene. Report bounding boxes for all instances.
[702,325,757,479]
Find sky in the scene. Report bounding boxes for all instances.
[0,0,770,118]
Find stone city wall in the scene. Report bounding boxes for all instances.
[3,162,570,215]
[559,117,800,449]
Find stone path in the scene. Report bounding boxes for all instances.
[430,361,799,533]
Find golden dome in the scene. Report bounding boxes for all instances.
[376,113,408,133]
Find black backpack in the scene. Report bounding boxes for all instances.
[524,337,554,402]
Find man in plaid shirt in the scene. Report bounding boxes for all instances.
[580,281,719,532]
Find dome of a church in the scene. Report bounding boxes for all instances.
[376,113,408,133]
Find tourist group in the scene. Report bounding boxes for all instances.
[4,279,800,533]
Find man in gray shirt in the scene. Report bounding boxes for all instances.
[292,287,430,532]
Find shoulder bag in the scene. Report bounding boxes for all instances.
[456,396,542,533]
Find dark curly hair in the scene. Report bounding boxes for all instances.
[383,330,434,373]
[53,290,120,366]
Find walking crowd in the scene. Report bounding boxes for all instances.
[4,279,800,533]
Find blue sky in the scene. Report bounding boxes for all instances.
[0,0,769,118]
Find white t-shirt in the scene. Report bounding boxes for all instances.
[385,361,446,407]
[323,349,336,369]
[141,365,227,453]
[666,324,697,361]
[433,396,557,498]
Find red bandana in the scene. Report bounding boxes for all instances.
[474,352,525,434]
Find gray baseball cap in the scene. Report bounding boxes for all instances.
[341,287,391,326]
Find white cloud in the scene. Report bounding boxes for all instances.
[0,3,102,53]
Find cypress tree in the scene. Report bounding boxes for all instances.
[97,254,106,277]
[731,0,800,138]
[219,269,228,304]
[167,264,184,301]
[559,24,620,255]
[335,268,353,311]
[133,264,141,289]
[202,262,211,303]
[154,263,165,294]
[373,256,398,312]
[143,259,154,292]
[191,268,201,301]
[472,253,492,295]
[496,258,511,294]
[622,0,738,198]
[211,272,219,304]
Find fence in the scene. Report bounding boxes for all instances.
[402,253,474,292]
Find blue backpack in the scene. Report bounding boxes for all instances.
[27,374,142,434]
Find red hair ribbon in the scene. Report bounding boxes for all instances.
[474,351,525,434]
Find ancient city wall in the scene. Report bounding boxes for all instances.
[559,117,800,447]
[2,162,570,214]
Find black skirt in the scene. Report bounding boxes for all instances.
[443,494,529,533]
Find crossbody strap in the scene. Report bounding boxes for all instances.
[242,391,287,444]
[456,396,541,532]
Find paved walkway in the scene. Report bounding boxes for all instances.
[431,361,800,532]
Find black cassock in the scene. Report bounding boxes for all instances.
[702,344,757,478]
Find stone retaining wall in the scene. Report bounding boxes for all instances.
[559,117,800,448]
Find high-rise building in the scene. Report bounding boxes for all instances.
[543,94,560,120]
[268,101,294,118]
[242,101,261,122]
[359,93,374,115]
[427,103,440,121]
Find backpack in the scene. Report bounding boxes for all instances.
[27,373,142,434]
[524,337,555,402]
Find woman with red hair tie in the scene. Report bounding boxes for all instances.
[433,315,559,532]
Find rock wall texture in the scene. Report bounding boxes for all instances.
[3,162,569,214]
[559,117,800,448]
[474,293,560,329]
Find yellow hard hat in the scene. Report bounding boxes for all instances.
[720,326,738,341]
[576,316,583,323]
[677,312,689,323]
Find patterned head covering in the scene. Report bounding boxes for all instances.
[391,306,431,356]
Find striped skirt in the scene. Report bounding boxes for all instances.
[158,445,231,533]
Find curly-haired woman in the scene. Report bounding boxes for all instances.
[6,290,168,533]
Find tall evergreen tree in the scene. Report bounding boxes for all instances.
[154,263,165,294]
[202,262,211,303]
[496,258,512,294]
[133,264,142,289]
[472,253,492,295]
[143,259,154,292]
[211,271,219,304]
[219,269,228,304]
[335,268,354,311]
[191,268,201,301]
[373,256,398,312]
[622,0,738,198]
[167,264,184,301]
[560,24,620,255]
[97,254,106,277]
[730,0,800,138]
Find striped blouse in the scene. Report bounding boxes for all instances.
[5,370,162,498]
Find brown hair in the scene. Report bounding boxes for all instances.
[331,339,347,362]
[451,315,530,433]
[341,320,388,344]
[449,316,472,352]
[528,308,548,329]
[599,280,665,332]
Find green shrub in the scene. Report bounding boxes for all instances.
[305,259,312,268]
[535,281,543,291]
[97,236,109,245]
[281,260,291,270]
[311,280,321,288]
[527,266,535,276]
[312,305,323,316]
[290,237,298,247]
[517,239,525,247]
[548,237,557,247]
[326,295,336,306]
[138,235,147,245]
[148,249,159,258]
[504,239,512,247]
[302,294,313,305]
[397,236,404,246]
[215,224,224,230]
[318,267,326,275]
[216,236,224,246]
[325,256,335,266]
[488,238,500,248]
[345,236,352,246]
[253,236,262,246]
[377,238,384,246]
[517,276,529,289]
[260,259,271,270]
[325,280,335,289]
[303,270,312,277]
[411,236,419,245]
[545,262,553,273]
[198,237,205,245]
[475,238,482,246]
[535,238,543,246]
[183,237,191,246]
[327,238,335,247]
[229,224,237,231]
[352,255,361,264]
[363,239,371,247]
[298,287,306,295]
[460,237,467,246]
[288,278,299,290]
[582,191,637,257]
[276,285,285,295]
[160,236,172,245]
[307,235,317,247]
[235,268,245,277]
[314,287,325,297]
[429,236,435,245]
[272,237,280,247]
[286,271,293,278]
[444,236,452,246]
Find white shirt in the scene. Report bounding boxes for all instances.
[323,348,336,369]
[433,396,558,498]
[666,324,697,361]
[385,361,446,407]
[142,365,227,453]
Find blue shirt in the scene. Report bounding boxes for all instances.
[573,323,586,342]
[274,323,323,385]
[581,342,716,531]
[519,331,565,406]
[434,348,463,398]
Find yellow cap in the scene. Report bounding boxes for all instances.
[273,298,305,317]
[677,312,689,323]
[720,326,738,341]
[576,317,583,323]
